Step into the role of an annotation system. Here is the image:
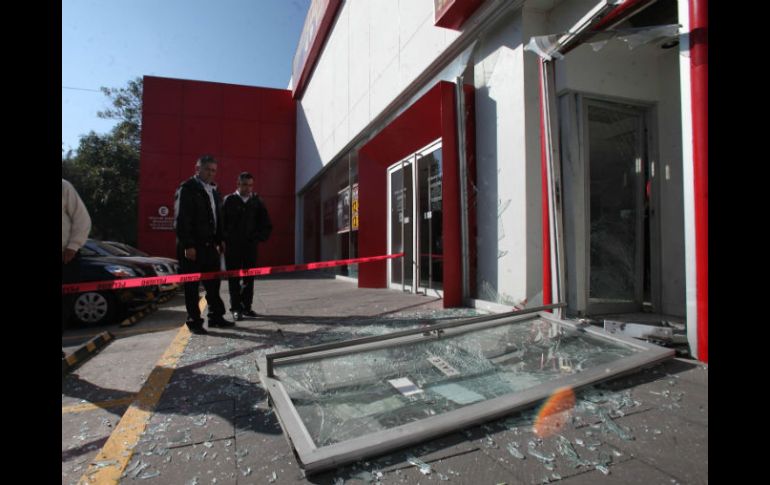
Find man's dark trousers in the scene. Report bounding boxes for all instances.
[178,244,226,326]
[225,242,257,312]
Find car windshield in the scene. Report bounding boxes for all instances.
[107,242,149,257]
[87,239,132,257]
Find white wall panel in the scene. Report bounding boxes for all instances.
[297,0,458,192]
[348,0,370,112]
[472,11,533,308]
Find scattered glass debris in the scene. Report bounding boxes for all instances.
[598,408,634,441]
[406,455,432,475]
[527,446,555,463]
[556,435,588,468]
[506,442,525,459]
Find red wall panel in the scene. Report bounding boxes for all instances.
[142,114,181,154]
[260,123,295,159]
[183,82,223,117]
[260,89,295,124]
[222,119,260,158]
[259,159,295,197]
[181,117,222,156]
[139,153,182,192]
[223,85,262,121]
[261,196,295,235]
[142,76,184,115]
[214,156,261,197]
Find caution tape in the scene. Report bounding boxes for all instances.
[62,253,403,294]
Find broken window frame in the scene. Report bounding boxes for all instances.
[257,307,673,474]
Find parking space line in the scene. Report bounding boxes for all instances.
[76,297,205,484]
[62,396,137,414]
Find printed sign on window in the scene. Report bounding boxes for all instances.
[351,183,359,231]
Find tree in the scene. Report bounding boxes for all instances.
[97,78,142,150]
[62,77,143,245]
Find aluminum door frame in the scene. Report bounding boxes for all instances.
[386,139,443,296]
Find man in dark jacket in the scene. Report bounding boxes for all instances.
[222,172,272,321]
[174,154,233,334]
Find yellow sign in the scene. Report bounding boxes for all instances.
[352,184,359,230]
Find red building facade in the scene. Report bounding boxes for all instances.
[138,76,296,267]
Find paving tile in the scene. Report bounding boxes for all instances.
[138,400,235,450]
[558,458,684,484]
[122,439,237,484]
[600,410,708,485]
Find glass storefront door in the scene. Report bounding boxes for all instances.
[388,140,443,295]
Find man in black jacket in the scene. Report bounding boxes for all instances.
[222,172,272,321]
[174,155,233,334]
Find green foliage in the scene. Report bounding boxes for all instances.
[62,77,143,245]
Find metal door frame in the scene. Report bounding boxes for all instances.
[387,139,443,296]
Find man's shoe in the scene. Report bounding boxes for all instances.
[232,311,243,321]
[189,326,208,335]
[209,317,235,328]
[242,309,259,318]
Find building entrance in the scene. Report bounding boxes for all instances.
[387,140,443,296]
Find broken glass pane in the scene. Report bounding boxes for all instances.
[274,317,638,447]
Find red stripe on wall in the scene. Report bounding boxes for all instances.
[538,61,552,307]
[690,0,708,362]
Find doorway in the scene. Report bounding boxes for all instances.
[561,95,659,317]
[387,139,443,296]
[586,99,648,314]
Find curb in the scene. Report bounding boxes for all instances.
[119,303,158,327]
[62,331,114,376]
[118,291,177,328]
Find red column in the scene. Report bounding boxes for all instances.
[689,0,708,362]
[538,60,552,308]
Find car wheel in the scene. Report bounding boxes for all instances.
[72,291,116,326]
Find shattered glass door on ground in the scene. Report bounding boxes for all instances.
[273,317,638,447]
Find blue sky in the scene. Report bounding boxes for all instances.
[62,0,311,154]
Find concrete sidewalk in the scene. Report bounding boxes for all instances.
[62,273,707,485]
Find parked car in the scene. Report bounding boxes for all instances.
[64,245,158,327]
[89,240,180,294]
